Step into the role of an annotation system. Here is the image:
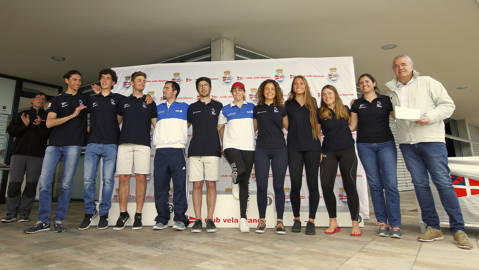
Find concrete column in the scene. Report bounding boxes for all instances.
[211,38,235,61]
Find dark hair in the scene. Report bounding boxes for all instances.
[63,70,82,79]
[34,92,46,97]
[358,73,379,91]
[165,80,180,97]
[257,79,284,107]
[131,71,147,81]
[195,77,211,90]
[99,68,118,83]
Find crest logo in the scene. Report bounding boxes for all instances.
[110,99,116,106]
[172,72,181,84]
[78,99,84,107]
[275,69,284,83]
[273,107,279,113]
[223,70,232,84]
[92,102,98,108]
[376,101,382,108]
[328,68,338,83]
[142,102,148,109]
[61,102,68,108]
[123,76,131,89]
[211,108,216,115]
[249,88,258,103]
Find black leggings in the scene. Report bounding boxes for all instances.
[254,147,287,219]
[224,148,254,218]
[288,149,321,219]
[320,147,359,221]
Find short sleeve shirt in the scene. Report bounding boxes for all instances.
[118,95,157,147]
[47,92,88,146]
[253,104,286,149]
[285,99,321,152]
[218,101,255,151]
[318,106,354,152]
[87,93,123,144]
[187,100,223,157]
[350,94,394,143]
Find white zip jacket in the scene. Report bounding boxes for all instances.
[384,71,455,144]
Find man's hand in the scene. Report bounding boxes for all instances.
[91,84,100,94]
[415,115,429,125]
[33,115,42,126]
[145,94,154,104]
[71,105,87,118]
[21,113,30,127]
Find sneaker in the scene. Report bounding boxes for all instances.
[390,229,403,239]
[305,221,316,235]
[255,219,266,234]
[97,215,109,230]
[239,218,249,233]
[291,219,301,233]
[376,224,389,237]
[17,217,30,223]
[113,212,130,231]
[231,163,238,184]
[276,221,286,235]
[132,213,143,230]
[173,221,186,231]
[206,219,216,233]
[191,219,202,233]
[153,222,168,230]
[78,212,97,231]
[453,230,473,250]
[24,221,50,234]
[417,226,443,242]
[1,216,17,223]
[53,221,65,233]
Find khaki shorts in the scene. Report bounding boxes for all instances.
[116,144,151,175]
[188,156,220,182]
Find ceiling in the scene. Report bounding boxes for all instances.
[1,0,478,125]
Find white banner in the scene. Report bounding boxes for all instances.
[108,57,369,226]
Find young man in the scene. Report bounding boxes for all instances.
[187,77,223,233]
[78,68,123,230]
[25,70,88,233]
[2,93,49,223]
[152,81,189,231]
[114,71,157,230]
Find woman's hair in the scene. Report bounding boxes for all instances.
[319,84,349,120]
[357,73,379,91]
[257,79,284,107]
[288,76,321,140]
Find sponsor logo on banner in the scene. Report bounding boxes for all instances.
[249,88,258,103]
[223,70,232,84]
[123,76,131,89]
[452,175,479,197]
[275,69,284,83]
[338,188,348,204]
[328,68,338,83]
[172,72,181,84]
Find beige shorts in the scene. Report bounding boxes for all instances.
[116,144,151,175]
[188,156,220,182]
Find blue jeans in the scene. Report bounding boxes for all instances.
[83,143,118,216]
[37,146,82,223]
[357,141,401,227]
[400,142,465,233]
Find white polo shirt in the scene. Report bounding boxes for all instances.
[218,101,255,151]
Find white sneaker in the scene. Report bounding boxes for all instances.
[239,218,249,233]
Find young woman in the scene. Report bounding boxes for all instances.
[285,76,321,235]
[350,73,402,238]
[318,85,361,236]
[253,79,288,234]
[218,82,255,233]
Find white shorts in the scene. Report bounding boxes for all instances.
[116,144,151,175]
[188,156,220,182]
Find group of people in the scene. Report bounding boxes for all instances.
[1,54,472,250]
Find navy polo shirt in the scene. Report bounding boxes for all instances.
[254,104,286,149]
[187,99,223,157]
[318,106,354,152]
[47,92,88,146]
[285,99,321,152]
[351,95,394,143]
[87,93,123,144]
[118,95,157,147]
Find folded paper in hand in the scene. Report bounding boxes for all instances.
[395,106,421,120]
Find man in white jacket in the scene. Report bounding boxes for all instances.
[384,55,472,250]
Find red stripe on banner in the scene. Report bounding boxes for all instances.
[452,176,464,185]
[469,179,479,186]
[455,188,467,197]
[471,189,479,195]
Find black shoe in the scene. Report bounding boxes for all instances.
[78,212,97,231]
[132,213,142,230]
[206,219,216,233]
[255,220,266,234]
[276,221,286,235]
[191,219,202,233]
[1,215,17,223]
[17,217,30,223]
[24,221,50,234]
[54,221,65,233]
[291,220,301,233]
[98,215,109,230]
[305,221,316,235]
[113,212,130,231]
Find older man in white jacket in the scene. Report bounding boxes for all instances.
[384,55,472,250]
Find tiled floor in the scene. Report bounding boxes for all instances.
[0,191,477,270]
